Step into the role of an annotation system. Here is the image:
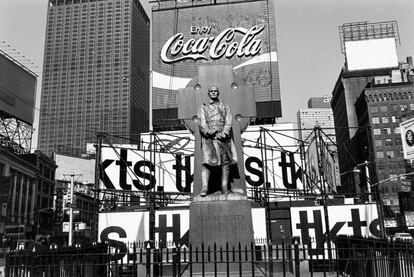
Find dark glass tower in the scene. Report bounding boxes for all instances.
[38,0,150,157]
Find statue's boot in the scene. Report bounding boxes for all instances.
[200,166,209,197]
[221,164,230,194]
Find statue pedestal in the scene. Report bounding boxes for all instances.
[189,196,254,275]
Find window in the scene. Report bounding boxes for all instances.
[410,103,414,111]
[376,151,384,158]
[370,106,378,113]
[374,129,381,135]
[383,128,391,135]
[380,106,388,112]
[394,127,401,134]
[385,138,393,146]
[372,117,380,124]
[382,117,389,124]
[391,116,396,123]
[386,150,395,158]
[375,140,382,147]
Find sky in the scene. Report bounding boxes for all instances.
[0,0,413,147]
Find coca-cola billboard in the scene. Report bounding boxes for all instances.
[161,25,265,63]
[152,0,281,129]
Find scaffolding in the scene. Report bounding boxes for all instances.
[0,110,33,154]
[339,21,400,54]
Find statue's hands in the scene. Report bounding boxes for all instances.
[216,132,228,140]
[207,129,216,136]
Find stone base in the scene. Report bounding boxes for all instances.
[189,199,254,274]
[189,199,254,249]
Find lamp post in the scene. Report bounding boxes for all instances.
[354,161,372,202]
[374,172,414,187]
[339,168,361,194]
[339,169,361,177]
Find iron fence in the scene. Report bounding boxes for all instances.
[4,236,414,277]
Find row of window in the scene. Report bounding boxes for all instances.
[372,116,401,124]
[370,103,414,113]
[375,138,402,147]
[367,90,414,102]
[373,127,400,135]
[376,149,405,159]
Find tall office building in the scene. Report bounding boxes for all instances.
[354,58,414,211]
[331,21,401,192]
[297,97,336,142]
[151,0,281,130]
[38,0,150,157]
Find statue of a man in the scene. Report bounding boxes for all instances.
[197,86,237,196]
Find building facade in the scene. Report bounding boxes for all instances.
[38,0,150,157]
[0,150,57,241]
[333,55,414,195]
[307,97,331,109]
[355,81,414,211]
[151,0,281,130]
[331,21,402,194]
[53,153,97,243]
[0,149,37,241]
[22,151,57,239]
[53,181,96,245]
[297,103,336,143]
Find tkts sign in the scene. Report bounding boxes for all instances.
[291,204,380,257]
[161,25,265,63]
[99,147,304,194]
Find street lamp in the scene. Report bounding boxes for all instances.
[373,171,414,188]
[339,168,361,177]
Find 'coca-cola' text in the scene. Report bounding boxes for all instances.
[160,25,265,63]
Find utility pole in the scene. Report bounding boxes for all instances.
[64,173,82,246]
[69,174,75,246]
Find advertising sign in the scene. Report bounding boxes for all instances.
[98,212,149,244]
[100,124,305,200]
[98,208,266,261]
[321,139,337,192]
[400,117,414,160]
[291,204,379,257]
[405,211,414,229]
[345,38,398,71]
[304,138,320,192]
[152,0,281,127]
[0,53,36,124]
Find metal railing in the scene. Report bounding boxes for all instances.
[5,236,414,277]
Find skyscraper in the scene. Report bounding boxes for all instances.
[331,21,400,193]
[38,0,150,157]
